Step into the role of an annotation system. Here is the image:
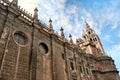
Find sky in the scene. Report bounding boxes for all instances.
[9,0,120,75]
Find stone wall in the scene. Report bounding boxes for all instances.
[0,0,119,80]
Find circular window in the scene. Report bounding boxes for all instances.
[39,43,48,54]
[14,32,27,45]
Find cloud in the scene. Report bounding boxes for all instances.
[95,0,120,31]
[102,35,114,44]
[108,43,120,55]
[8,0,120,44]
[8,0,120,41]
[9,0,40,14]
[36,0,120,45]
[38,0,74,37]
[21,0,39,14]
[65,5,78,15]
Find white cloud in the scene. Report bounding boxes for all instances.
[15,0,100,41]
[38,0,74,35]
[18,0,39,14]
[6,0,39,14]
[94,1,120,31]
[11,0,120,43]
[111,21,120,30]
[102,35,114,43]
[109,43,120,54]
[65,5,78,15]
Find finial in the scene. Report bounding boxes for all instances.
[69,34,73,44]
[33,7,39,22]
[69,34,72,38]
[49,18,54,33]
[60,27,64,31]
[34,7,38,12]
[49,18,52,23]
[11,0,18,7]
[60,27,64,38]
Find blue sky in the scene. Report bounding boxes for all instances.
[17,0,120,75]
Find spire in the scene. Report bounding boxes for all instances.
[85,21,90,29]
[49,18,54,33]
[60,27,65,38]
[85,21,93,34]
[33,7,39,22]
[11,0,18,7]
[69,34,73,44]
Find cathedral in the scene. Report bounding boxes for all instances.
[0,0,120,80]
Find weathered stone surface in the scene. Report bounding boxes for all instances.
[0,0,119,80]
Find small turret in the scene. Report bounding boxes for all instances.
[49,18,54,33]
[69,34,73,44]
[33,7,39,22]
[60,27,65,38]
[11,0,18,7]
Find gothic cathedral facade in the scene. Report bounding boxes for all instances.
[0,0,119,80]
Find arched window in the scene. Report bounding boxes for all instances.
[61,53,65,60]
[83,36,86,39]
[88,31,91,34]
[95,38,97,41]
[90,38,92,41]
[79,65,83,73]
[70,61,74,70]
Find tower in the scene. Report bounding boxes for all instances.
[82,21,105,57]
